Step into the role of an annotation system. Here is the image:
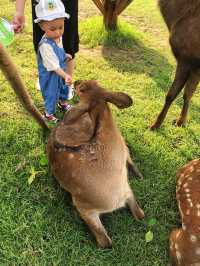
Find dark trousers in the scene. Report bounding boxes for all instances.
[31,0,79,58]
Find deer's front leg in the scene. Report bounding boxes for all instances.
[150,62,190,130]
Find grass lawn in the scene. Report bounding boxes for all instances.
[1,0,200,265]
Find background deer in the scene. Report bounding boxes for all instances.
[169,159,200,265]
[47,80,144,248]
[151,0,200,129]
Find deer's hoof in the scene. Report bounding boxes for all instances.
[173,119,186,127]
[149,123,160,130]
[97,236,112,249]
[138,208,145,220]
[137,173,144,180]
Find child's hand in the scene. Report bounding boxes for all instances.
[65,74,72,85]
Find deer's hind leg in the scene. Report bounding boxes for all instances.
[81,211,112,248]
[126,147,143,179]
[75,199,112,248]
[127,157,143,180]
[176,71,199,126]
[126,191,144,220]
[150,62,190,130]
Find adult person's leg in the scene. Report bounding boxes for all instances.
[31,0,43,53]
[62,0,79,77]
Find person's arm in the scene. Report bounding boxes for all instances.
[65,54,74,77]
[12,0,26,33]
[54,68,72,85]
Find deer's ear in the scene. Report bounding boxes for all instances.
[54,112,94,148]
[63,103,90,124]
[105,92,133,109]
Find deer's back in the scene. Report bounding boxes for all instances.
[176,159,200,231]
[159,0,200,63]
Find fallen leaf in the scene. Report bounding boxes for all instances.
[145,230,154,243]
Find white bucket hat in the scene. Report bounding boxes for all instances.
[34,0,70,23]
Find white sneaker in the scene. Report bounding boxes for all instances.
[36,78,41,90]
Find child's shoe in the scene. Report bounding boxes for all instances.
[44,112,59,123]
[57,101,72,112]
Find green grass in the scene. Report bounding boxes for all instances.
[80,16,145,49]
[1,0,200,265]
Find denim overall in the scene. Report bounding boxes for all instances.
[37,37,69,114]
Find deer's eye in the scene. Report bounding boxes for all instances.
[79,86,89,93]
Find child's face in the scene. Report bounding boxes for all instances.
[40,18,65,40]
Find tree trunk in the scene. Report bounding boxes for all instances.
[104,0,118,30]
[92,0,134,31]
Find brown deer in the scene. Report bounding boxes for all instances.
[169,159,200,265]
[0,43,48,130]
[151,0,200,129]
[47,80,144,248]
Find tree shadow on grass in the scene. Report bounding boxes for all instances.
[101,28,174,92]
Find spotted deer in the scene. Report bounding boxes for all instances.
[47,80,144,248]
[169,159,200,265]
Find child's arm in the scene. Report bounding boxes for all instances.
[12,0,26,33]
[54,68,72,85]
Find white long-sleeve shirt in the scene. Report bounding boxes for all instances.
[39,37,63,71]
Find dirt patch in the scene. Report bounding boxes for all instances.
[79,0,101,21]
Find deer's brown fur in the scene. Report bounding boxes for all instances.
[0,44,48,130]
[47,80,144,248]
[151,0,200,129]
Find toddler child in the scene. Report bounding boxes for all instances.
[35,0,73,122]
